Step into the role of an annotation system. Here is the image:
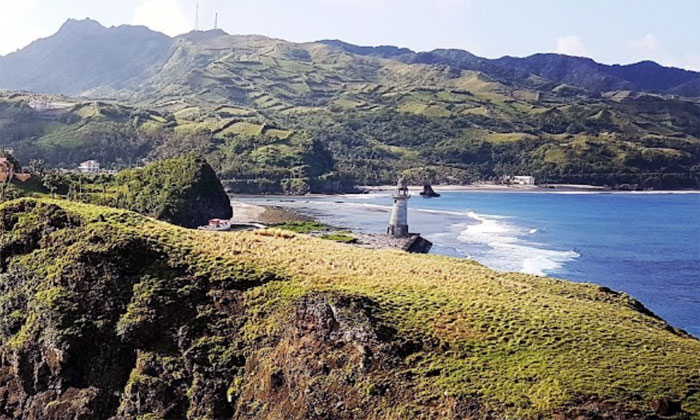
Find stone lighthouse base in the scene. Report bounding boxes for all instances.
[350,232,433,254]
[387,224,409,238]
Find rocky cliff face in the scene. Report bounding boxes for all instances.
[0,199,698,419]
[0,199,259,419]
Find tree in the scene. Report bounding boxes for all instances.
[42,171,61,198]
[28,159,45,176]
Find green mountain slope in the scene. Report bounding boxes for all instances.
[0,198,698,419]
[1,20,699,190]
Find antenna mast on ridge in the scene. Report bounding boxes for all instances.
[214,12,218,30]
[195,3,200,31]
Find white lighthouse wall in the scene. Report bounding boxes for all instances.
[388,198,409,237]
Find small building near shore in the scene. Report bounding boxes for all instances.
[199,219,232,231]
[508,176,536,186]
[78,160,101,174]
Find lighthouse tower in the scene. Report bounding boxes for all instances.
[387,178,410,238]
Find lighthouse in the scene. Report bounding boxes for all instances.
[387,178,410,238]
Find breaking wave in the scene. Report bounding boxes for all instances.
[457,211,579,276]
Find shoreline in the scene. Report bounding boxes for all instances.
[230,184,700,198]
[358,184,700,194]
[230,200,432,253]
[230,200,314,224]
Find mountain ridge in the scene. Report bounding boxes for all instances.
[1,18,699,97]
[1,18,699,191]
[0,19,172,95]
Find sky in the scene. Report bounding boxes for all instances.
[0,0,698,70]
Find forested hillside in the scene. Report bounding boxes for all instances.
[1,19,699,191]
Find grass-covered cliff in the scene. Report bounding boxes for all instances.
[0,198,698,419]
[3,154,232,229]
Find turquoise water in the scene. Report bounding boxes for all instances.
[240,192,700,336]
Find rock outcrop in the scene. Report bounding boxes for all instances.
[420,184,441,198]
[113,155,232,228]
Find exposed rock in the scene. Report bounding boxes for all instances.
[419,184,441,198]
[350,232,433,254]
[403,234,433,254]
[649,398,682,417]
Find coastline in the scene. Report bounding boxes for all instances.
[358,183,700,194]
[229,201,266,223]
[229,192,700,336]
[230,200,314,224]
[230,199,433,253]
[230,184,700,199]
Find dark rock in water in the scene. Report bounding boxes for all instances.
[649,398,682,416]
[420,184,441,198]
[403,235,433,254]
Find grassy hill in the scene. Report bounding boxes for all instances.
[1,21,700,190]
[0,92,168,168]
[0,153,232,229]
[0,197,698,419]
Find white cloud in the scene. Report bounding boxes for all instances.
[555,35,588,57]
[627,33,700,71]
[629,33,660,53]
[679,55,700,71]
[132,0,192,36]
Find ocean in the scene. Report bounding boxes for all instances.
[239,191,700,337]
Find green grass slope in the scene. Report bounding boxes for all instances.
[0,198,698,419]
[130,35,700,188]
[0,92,170,168]
[3,27,700,189]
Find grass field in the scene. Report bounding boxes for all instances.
[6,198,694,418]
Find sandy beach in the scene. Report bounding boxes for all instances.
[230,200,315,224]
[230,201,266,223]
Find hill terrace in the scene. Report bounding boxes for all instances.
[0,20,698,192]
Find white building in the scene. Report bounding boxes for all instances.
[29,98,73,111]
[78,160,101,174]
[512,176,536,186]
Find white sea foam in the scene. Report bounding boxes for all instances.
[458,211,579,276]
[416,208,471,216]
[358,203,393,211]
